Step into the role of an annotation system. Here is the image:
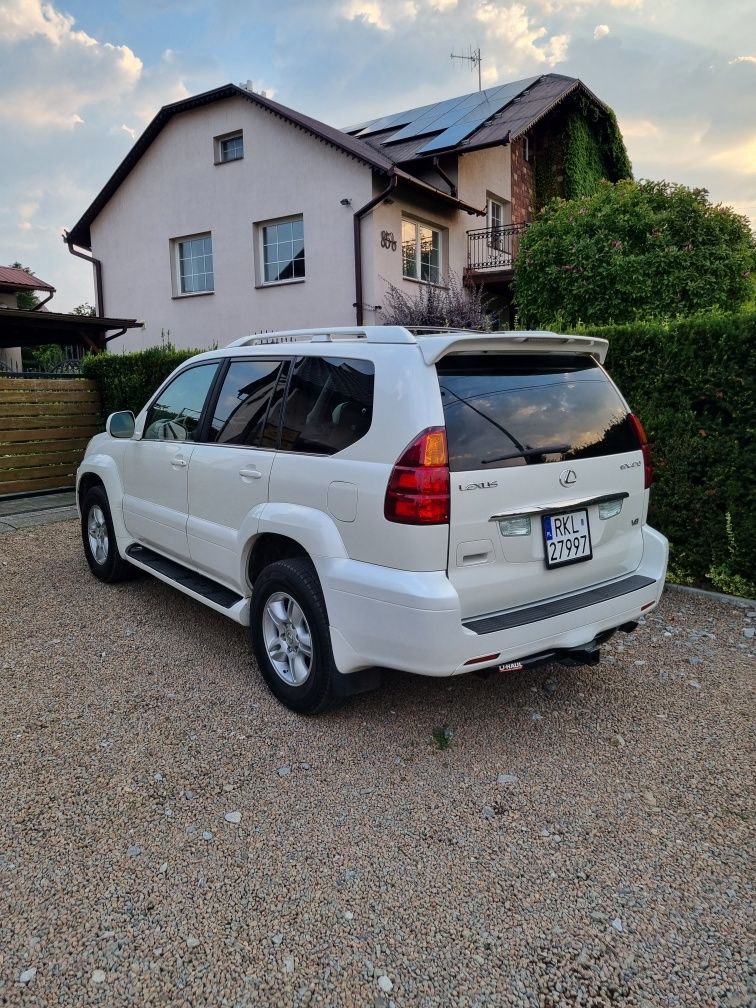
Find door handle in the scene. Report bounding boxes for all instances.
[171,457,188,468]
[239,467,262,480]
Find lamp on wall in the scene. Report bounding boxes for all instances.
[340,198,352,206]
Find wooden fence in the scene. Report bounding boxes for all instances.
[0,378,101,496]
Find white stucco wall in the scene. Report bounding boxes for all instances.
[362,145,511,316]
[91,96,374,351]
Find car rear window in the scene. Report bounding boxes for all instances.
[437,354,637,472]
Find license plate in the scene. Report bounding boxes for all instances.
[542,508,592,568]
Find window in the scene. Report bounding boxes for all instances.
[260,216,305,284]
[216,131,244,163]
[208,360,284,446]
[175,234,214,295]
[402,219,442,284]
[143,364,219,441]
[437,354,637,473]
[487,198,507,254]
[275,356,375,455]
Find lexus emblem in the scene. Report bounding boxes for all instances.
[559,469,577,488]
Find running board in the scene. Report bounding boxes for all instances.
[463,574,656,635]
[126,544,244,609]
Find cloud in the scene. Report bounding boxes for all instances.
[340,0,459,30]
[0,1,143,130]
[708,134,756,174]
[531,0,642,13]
[594,24,610,39]
[0,0,96,45]
[620,118,662,140]
[0,0,211,309]
[474,3,570,69]
[729,55,756,64]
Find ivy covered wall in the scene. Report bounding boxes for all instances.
[533,94,632,212]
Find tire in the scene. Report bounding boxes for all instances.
[249,557,338,714]
[80,485,134,583]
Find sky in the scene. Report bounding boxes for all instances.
[1,0,754,312]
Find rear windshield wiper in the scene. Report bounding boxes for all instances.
[481,443,570,465]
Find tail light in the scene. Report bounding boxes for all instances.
[384,427,450,524]
[628,413,653,489]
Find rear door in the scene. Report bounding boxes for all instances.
[438,353,647,620]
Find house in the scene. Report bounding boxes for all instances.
[0,265,56,370]
[0,265,142,371]
[66,75,629,350]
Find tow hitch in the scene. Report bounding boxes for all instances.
[556,644,601,668]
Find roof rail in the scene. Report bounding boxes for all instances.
[403,326,482,335]
[228,326,417,347]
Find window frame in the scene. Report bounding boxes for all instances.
[487,195,508,253]
[214,130,244,164]
[171,231,214,298]
[401,216,444,286]
[255,214,306,288]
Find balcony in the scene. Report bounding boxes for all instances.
[465,223,528,285]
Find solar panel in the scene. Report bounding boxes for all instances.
[346,75,542,149]
[354,99,441,138]
[417,122,481,154]
[416,76,540,154]
[386,95,473,143]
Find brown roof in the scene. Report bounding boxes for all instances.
[67,84,397,249]
[0,266,55,292]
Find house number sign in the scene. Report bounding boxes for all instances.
[380,230,398,251]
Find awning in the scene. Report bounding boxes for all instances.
[0,307,142,352]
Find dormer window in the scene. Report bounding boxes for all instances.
[215,131,244,164]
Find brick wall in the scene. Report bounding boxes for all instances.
[510,135,535,223]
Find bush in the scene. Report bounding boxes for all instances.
[579,311,755,594]
[81,345,202,419]
[515,179,756,327]
[380,271,492,330]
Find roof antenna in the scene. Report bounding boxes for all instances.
[451,46,482,92]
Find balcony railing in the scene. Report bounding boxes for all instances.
[466,222,529,273]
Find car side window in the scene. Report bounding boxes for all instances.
[143,364,219,441]
[207,360,283,446]
[278,356,374,455]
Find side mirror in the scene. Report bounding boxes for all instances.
[106,411,136,439]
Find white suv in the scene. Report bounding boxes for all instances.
[77,327,668,713]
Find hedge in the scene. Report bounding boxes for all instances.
[578,311,755,595]
[80,345,202,419]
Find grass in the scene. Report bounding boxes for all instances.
[432,725,453,750]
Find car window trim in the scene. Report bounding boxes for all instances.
[193,358,230,443]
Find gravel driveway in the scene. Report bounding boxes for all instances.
[1,520,753,1008]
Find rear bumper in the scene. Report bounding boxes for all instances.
[320,525,668,677]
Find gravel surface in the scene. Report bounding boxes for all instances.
[1,520,753,1008]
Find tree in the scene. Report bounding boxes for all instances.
[71,302,96,316]
[514,180,756,327]
[10,261,39,310]
[380,271,492,330]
